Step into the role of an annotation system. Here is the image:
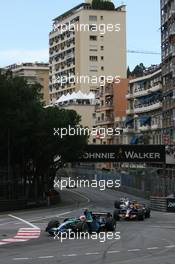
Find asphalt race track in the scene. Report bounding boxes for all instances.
[0,187,175,264]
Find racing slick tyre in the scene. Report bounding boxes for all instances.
[114,200,121,209]
[137,214,145,221]
[113,209,120,221]
[105,219,116,231]
[45,219,60,232]
[74,222,89,233]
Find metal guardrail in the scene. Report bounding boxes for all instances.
[150,197,175,212]
[150,197,167,212]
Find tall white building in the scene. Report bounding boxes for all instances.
[49,1,126,104]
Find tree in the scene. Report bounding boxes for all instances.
[0,70,88,201]
[92,0,115,10]
[132,63,146,78]
[127,66,131,78]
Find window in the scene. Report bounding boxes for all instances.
[100,16,104,20]
[89,15,97,21]
[90,35,97,41]
[90,48,98,51]
[101,46,104,51]
[89,56,98,62]
[89,25,97,31]
[101,66,104,71]
[101,56,104,60]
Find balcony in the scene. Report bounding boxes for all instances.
[95,103,113,112]
[138,125,150,132]
[151,124,160,130]
[133,89,148,98]
[126,93,134,99]
[149,83,162,93]
[134,102,163,114]
[105,87,113,96]
[169,27,175,37]
[95,117,114,125]
[126,109,134,115]
[123,127,135,133]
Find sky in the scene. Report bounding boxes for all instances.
[0,0,161,70]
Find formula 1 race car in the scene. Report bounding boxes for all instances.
[45,211,116,236]
[113,198,151,221]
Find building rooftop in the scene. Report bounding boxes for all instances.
[5,62,49,71]
[53,2,126,24]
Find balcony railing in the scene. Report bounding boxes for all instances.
[105,87,113,95]
[95,117,114,125]
[95,103,113,111]
[134,102,162,114]
[126,109,134,115]
[123,127,134,133]
[138,125,150,132]
[126,93,134,99]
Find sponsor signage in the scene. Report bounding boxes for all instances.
[76,145,165,163]
[167,198,175,212]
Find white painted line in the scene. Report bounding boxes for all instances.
[165,245,175,248]
[147,247,159,250]
[107,251,121,254]
[62,254,77,257]
[2,238,28,242]
[13,258,30,261]
[85,252,100,256]
[38,256,54,259]
[0,242,8,245]
[8,214,39,229]
[16,233,40,236]
[128,249,141,252]
[14,236,39,239]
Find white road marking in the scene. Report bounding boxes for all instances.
[8,214,39,229]
[147,247,159,250]
[13,258,30,261]
[62,254,78,257]
[14,236,39,239]
[85,252,100,255]
[107,251,121,254]
[165,245,175,248]
[38,256,54,259]
[0,242,8,245]
[128,249,141,252]
[2,239,28,242]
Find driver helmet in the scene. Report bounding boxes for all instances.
[80,215,86,222]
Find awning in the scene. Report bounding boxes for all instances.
[130,136,138,145]
[124,117,134,126]
[139,116,151,126]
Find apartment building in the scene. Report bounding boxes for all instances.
[123,66,163,145]
[95,78,128,145]
[49,0,126,104]
[6,62,49,105]
[161,0,175,144]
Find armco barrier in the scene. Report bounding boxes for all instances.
[150,197,175,212]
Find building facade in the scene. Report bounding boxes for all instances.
[161,0,175,144]
[123,66,163,145]
[6,63,49,105]
[49,1,126,104]
[95,78,128,145]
